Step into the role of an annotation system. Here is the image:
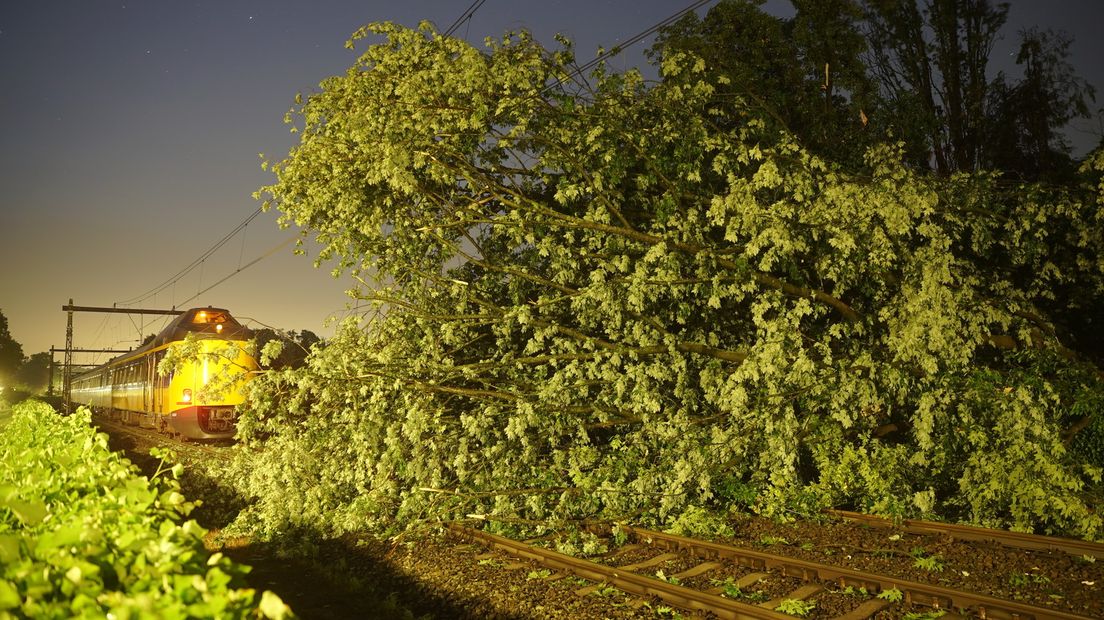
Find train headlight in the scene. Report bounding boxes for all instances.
[182,388,192,403]
[216,323,223,334]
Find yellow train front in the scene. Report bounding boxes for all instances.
[70,307,258,440]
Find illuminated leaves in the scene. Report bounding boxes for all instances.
[0,401,288,617]
[239,22,1104,540]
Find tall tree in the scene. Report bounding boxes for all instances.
[859,1,1096,178]
[985,28,1097,180]
[657,1,1095,180]
[863,0,1008,173]
[15,352,50,393]
[650,0,875,167]
[0,310,24,386]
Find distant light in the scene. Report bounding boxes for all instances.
[216,324,223,334]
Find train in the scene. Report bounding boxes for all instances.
[69,307,258,440]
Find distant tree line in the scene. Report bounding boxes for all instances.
[252,328,321,369]
[0,310,50,395]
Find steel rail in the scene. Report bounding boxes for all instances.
[825,509,1104,559]
[91,415,228,456]
[627,526,1096,620]
[448,524,794,620]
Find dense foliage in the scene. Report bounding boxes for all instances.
[13,353,50,395]
[0,400,291,618]
[652,0,1098,180]
[0,310,53,395]
[226,22,1104,542]
[0,311,23,389]
[251,329,321,370]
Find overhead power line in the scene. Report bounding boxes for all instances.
[443,0,488,38]
[118,0,714,313]
[115,205,264,307]
[173,235,298,309]
[567,0,716,84]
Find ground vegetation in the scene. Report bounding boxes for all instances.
[0,401,292,618]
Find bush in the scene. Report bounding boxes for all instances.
[0,401,292,618]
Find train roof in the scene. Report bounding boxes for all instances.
[150,307,253,348]
[73,307,253,376]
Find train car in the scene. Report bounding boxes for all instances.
[70,307,258,439]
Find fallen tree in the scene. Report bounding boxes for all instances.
[233,22,1104,540]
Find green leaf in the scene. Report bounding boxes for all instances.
[0,579,20,610]
[259,590,293,619]
[3,499,47,527]
[34,524,84,552]
[877,588,903,602]
[0,534,21,563]
[65,565,83,585]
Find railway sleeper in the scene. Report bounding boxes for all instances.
[452,523,1098,620]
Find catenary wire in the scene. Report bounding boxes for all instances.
[173,235,298,309]
[566,0,714,84]
[443,0,488,38]
[120,0,712,311]
[114,205,264,307]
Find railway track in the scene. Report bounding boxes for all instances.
[83,408,1101,618]
[91,414,231,457]
[449,521,1101,620]
[825,510,1104,559]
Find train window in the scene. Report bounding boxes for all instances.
[186,309,247,337]
[192,310,229,324]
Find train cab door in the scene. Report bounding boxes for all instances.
[153,351,166,416]
[146,355,156,414]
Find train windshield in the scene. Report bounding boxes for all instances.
[192,310,232,325]
[186,309,248,337]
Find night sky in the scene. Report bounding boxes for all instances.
[1,1,1101,364]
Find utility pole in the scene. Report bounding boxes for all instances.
[47,347,55,397]
[63,299,73,413]
[59,302,183,413]
[48,346,133,397]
